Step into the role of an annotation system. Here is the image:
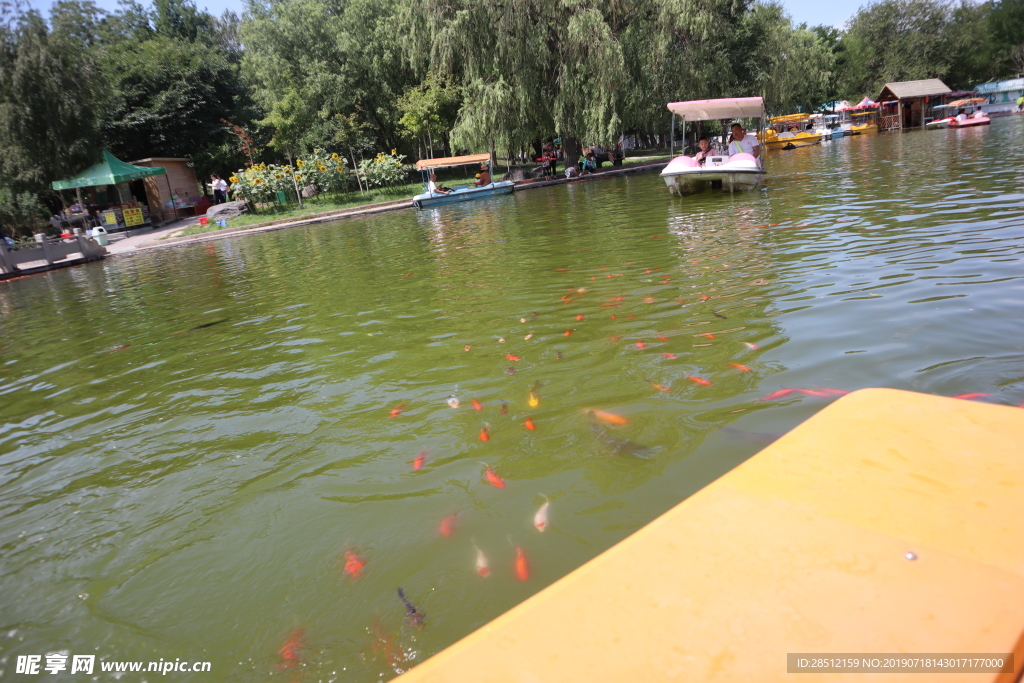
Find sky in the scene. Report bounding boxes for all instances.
[24,0,859,29]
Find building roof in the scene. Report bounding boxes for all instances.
[876,79,951,101]
[131,158,191,164]
[52,151,166,190]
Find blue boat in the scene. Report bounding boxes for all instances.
[411,153,514,209]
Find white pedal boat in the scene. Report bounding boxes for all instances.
[660,153,763,195]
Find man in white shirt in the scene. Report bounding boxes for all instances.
[955,109,967,122]
[972,108,985,119]
[427,173,451,195]
[728,123,760,159]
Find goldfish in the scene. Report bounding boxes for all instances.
[561,295,571,301]
[413,450,427,470]
[464,345,471,351]
[389,404,406,418]
[590,409,628,426]
[277,628,305,670]
[645,378,671,392]
[953,393,991,400]
[439,513,458,538]
[610,335,620,342]
[524,333,533,340]
[636,340,646,350]
[645,269,652,274]
[819,388,850,395]
[483,464,505,487]
[743,341,760,350]
[524,416,536,431]
[404,273,412,277]
[506,354,521,361]
[662,353,677,359]
[397,588,425,628]
[657,335,669,342]
[344,549,366,580]
[702,333,716,340]
[577,288,587,294]
[554,268,570,272]
[728,363,752,372]
[564,329,573,336]
[761,388,797,400]
[575,314,584,322]
[556,351,563,359]
[515,546,530,581]
[796,388,830,397]
[500,402,509,415]
[700,295,710,301]
[528,391,539,408]
[610,314,617,320]
[475,546,491,577]
[480,426,490,441]
[472,398,483,411]
[447,394,460,408]
[644,296,655,303]
[534,499,550,532]
[687,376,712,386]
[498,337,506,343]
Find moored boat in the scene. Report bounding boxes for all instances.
[661,97,766,196]
[760,113,823,149]
[412,154,514,209]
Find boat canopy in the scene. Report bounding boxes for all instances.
[840,97,877,111]
[666,97,764,121]
[768,113,810,124]
[52,151,166,190]
[947,97,988,107]
[415,153,491,171]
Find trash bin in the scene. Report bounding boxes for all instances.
[91,227,109,246]
[198,216,209,225]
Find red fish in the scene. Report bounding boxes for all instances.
[524,416,536,430]
[591,410,628,425]
[472,398,483,411]
[439,513,458,538]
[464,345,471,351]
[413,450,427,470]
[610,314,617,320]
[742,342,760,350]
[687,376,712,386]
[389,404,406,418]
[277,628,305,670]
[645,378,671,392]
[643,296,655,303]
[343,549,365,580]
[645,269,652,274]
[953,393,991,400]
[483,464,505,488]
[657,335,669,342]
[564,329,573,336]
[761,388,797,400]
[576,314,585,321]
[702,333,716,340]
[113,344,131,351]
[819,388,850,396]
[636,340,646,350]
[796,388,830,397]
[480,426,490,441]
[560,295,571,301]
[662,353,676,359]
[700,294,709,301]
[515,546,530,581]
[728,363,752,372]
[506,354,520,361]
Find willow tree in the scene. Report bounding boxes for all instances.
[405,0,630,164]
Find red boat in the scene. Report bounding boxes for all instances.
[949,115,990,128]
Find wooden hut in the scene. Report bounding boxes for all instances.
[130,157,207,221]
[875,79,952,130]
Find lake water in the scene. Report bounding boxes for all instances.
[2,119,1023,680]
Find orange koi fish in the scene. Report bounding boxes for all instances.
[524,333,533,340]
[728,363,752,372]
[515,546,530,581]
[610,314,617,320]
[702,333,716,340]
[700,294,710,301]
[498,337,506,343]
[645,378,671,392]
[524,416,536,431]
[742,341,760,350]
[483,464,505,488]
[506,354,521,361]
[761,388,797,400]
[662,352,677,359]
[413,450,427,470]
[819,388,850,395]
[472,398,483,411]
[953,393,991,400]
[577,287,587,294]
[564,329,573,337]
[555,268,570,272]
[277,628,305,670]
[344,549,366,580]
[636,340,646,350]
[475,546,491,577]
[479,426,490,442]
[464,345,471,351]
[560,295,571,301]
[576,314,585,321]
[439,513,458,538]
[657,334,669,342]
[389,404,406,418]
[796,388,830,397]
[644,296,655,303]
[645,269,652,274]
[687,376,712,386]
[591,410,628,426]
[534,498,550,532]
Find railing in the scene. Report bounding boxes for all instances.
[880,114,901,131]
[0,230,107,277]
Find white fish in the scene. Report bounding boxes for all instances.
[475,546,490,577]
[534,499,550,532]
[446,394,460,409]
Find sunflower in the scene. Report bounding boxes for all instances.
[294,174,302,181]
[274,174,282,179]
[331,152,340,160]
[253,178,262,185]
[229,176,239,183]
[296,159,304,168]
[391,149,396,154]
[336,166,344,173]
[317,165,327,172]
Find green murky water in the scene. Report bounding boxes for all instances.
[2,120,1023,680]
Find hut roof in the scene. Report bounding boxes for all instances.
[876,79,951,101]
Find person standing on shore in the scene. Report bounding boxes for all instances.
[209,174,228,204]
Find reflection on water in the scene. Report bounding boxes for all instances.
[1,120,1023,680]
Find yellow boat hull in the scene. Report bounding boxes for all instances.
[849,123,877,135]
[762,132,823,149]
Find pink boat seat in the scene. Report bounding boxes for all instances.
[672,156,698,167]
[728,152,757,163]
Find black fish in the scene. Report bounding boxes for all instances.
[190,318,229,331]
[556,351,563,360]
[500,401,509,415]
[397,587,424,627]
[713,311,727,320]
[586,412,655,459]
[506,366,516,374]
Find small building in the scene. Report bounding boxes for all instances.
[130,157,207,222]
[875,79,952,130]
[972,78,1024,115]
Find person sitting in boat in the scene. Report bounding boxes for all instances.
[972,108,985,119]
[955,109,967,123]
[727,123,760,159]
[694,137,717,165]
[427,172,452,195]
[474,164,491,187]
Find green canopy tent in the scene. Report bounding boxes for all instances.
[51,151,176,220]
